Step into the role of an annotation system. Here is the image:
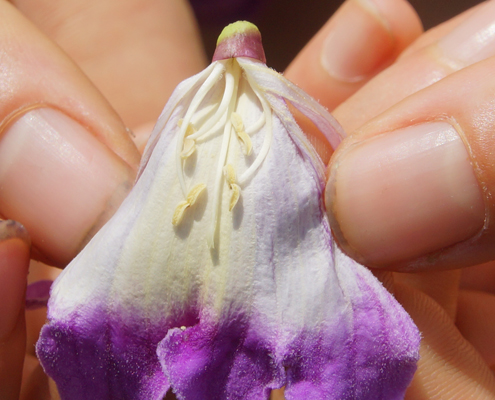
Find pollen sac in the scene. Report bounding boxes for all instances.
[231,112,253,155]
[172,183,206,226]
[181,138,196,159]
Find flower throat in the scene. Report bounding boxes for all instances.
[172,58,273,249]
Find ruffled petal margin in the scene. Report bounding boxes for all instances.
[37,312,170,400]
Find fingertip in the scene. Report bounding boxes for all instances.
[285,0,423,110]
[370,0,423,54]
[0,1,147,267]
[326,121,485,270]
[0,108,136,267]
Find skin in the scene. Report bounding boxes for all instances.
[0,0,494,398]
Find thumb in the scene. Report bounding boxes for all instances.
[326,56,494,271]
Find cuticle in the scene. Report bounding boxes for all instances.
[326,144,369,264]
[447,116,490,232]
[0,103,66,141]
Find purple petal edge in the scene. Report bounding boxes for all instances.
[36,311,170,400]
[159,315,284,400]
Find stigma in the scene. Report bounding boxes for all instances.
[172,58,273,248]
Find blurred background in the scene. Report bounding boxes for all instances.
[190,0,484,71]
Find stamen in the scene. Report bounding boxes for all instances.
[172,201,189,226]
[223,164,241,211]
[186,183,207,205]
[208,61,241,248]
[181,138,196,158]
[178,120,197,158]
[245,112,266,135]
[223,164,236,185]
[172,183,206,226]
[231,112,252,155]
[191,103,217,126]
[176,62,225,195]
[229,184,241,211]
[173,60,271,246]
[189,69,236,141]
[238,81,273,185]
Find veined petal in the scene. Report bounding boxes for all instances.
[237,57,346,149]
[37,22,419,400]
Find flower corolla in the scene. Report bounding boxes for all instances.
[37,21,420,400]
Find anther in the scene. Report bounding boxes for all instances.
[172,201,190,226]
[231,112,252,155]
[223,164,241,211]
[181,138,196,158]
[178,120,197,158]
[172,183,206,226]
[229,183,240,211]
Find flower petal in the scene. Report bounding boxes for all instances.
[237,57,346,149]
[282,246,419,399]
[37,51,419,399]
[37,313,170,400]
[158,317,284,399]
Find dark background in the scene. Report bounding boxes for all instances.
[191,0,484,71]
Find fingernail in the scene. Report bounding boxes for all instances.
[438,1,495,66]
[0,108,135,266]
[327,122,485,267]
[321,0,395,82]
[0,220,30,340]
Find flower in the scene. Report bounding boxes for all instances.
[37,21,420,400]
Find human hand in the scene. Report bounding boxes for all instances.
[286,0,495,398]
[0,0,205,398]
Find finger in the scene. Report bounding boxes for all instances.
[456,289,495,369]
[395,284,495,400]
[461,260,495,294]
[0,1,140,267]
[285,0,422,111]
[20,355,50,400]
[335,0,495,133]
[326,55,495,271]
[0,221,30,400]
[12,0,207,130]
[394,270,461,319]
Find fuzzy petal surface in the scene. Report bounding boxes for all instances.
[37,57,419,400]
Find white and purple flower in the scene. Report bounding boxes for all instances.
[37,21,420,400]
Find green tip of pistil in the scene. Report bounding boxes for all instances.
[217,21,260,46]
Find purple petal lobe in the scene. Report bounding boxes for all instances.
[282,249,419,400]
[25,280,52,310]
[36,311,170,400]
[158,315,283,400]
